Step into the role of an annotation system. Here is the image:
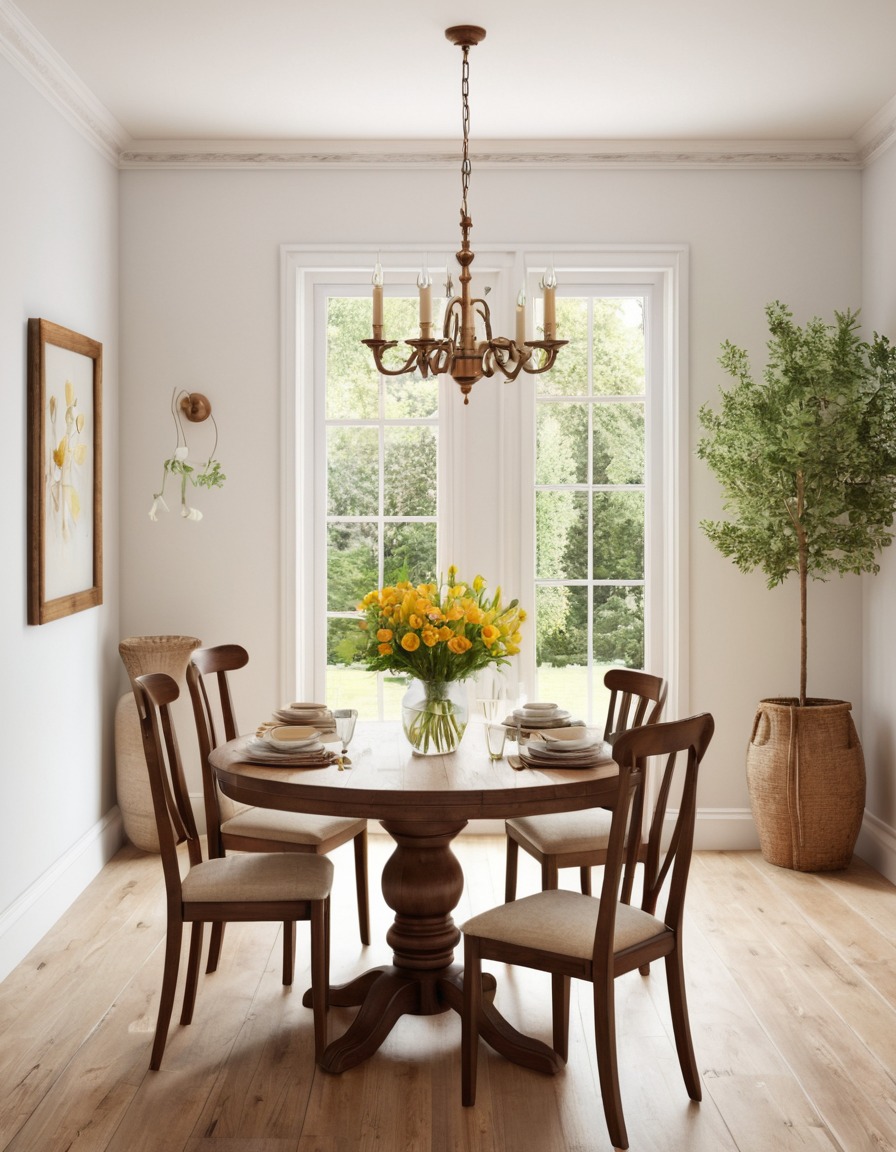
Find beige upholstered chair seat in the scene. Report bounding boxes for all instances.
[182,852,334,904]
[506,810,612,856]
[221,808,366,847]
[463,888,665,959]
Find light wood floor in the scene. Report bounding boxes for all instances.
[2,835,896,1152]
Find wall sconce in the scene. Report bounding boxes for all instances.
[149,388,225,522]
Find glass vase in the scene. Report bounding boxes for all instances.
[401,679,469,756]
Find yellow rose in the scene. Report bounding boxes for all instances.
[446,605,464,621]
[438,625,453,641]
[401,633,421,652]
[421,626,439,647]
[447,635,473,654]
[465,606,483,624]
[409,614,423,629]
[481,624,500,646]
[378,643,393,656]
[376,628,393,642]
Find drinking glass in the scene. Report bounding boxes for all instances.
[485,722,507,761]
[333,708,358,752]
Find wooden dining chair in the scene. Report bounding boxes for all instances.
[134,672,332,1071]
[187,644,370,975]
[504,668,667,901]
[462,711,713,1150]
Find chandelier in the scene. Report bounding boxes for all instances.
[363,25,566,404]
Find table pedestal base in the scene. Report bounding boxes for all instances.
[302,817,565,1076]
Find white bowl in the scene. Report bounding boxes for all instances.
[266,725,321,750]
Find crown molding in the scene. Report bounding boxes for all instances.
[1,0,890,173]
[856,93,896,166]
[118,137,861,171]
[0,0,128,165]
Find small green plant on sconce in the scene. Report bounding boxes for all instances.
[149,389,225,522]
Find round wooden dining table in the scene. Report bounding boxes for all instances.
[210,721,619,1074]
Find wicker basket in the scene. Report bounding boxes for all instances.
[746,698,865,871]
[115,635,201,851]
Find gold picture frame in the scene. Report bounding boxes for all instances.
[28,319,103,624]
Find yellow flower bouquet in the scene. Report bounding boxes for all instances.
[356,567,526,754]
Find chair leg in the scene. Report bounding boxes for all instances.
[593,975,628,1150]
[505,835,519,902]
[206,920,225,973]
[542,857,559,891]
[180,921,204,1025]
[461,935,482,1106]
[282,921,296,986]
[310,899,329,1061]
[353,827,371,946]
[551,973,570,1061]
[580,866,592,895]
[150,919,183,1071]
[665,945,702,1101]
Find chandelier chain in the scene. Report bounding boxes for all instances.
[461,45,471,218]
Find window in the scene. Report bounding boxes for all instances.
[531,292,649,723]
[284,246,686,723]
[324,290,441,719]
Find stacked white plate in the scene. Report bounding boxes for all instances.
[519,726,612,769]
[272,701,336,733]
[502,702,573,731]
[242,725,339,766]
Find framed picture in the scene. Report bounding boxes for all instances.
[28,319,103,625]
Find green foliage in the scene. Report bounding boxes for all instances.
[697,301,896,700]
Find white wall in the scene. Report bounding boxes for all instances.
[0,52,120,979]
[119,160,863,845]
[860,142,896,880]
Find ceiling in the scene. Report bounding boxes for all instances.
[9,0,896,147]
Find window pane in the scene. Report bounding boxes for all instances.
[593,492,644,579]
[327,426,378,516]
[536,403,588,485]
[383,522,436,585]
[326,522,378,611]
[536,297,589,397]
[536,490,588,580]
[325,661,379,720]
[326,297,379,419]
[592,298,645,397]
[384,426,437,516]
[535,584,588,720]
[593,586,644,669]
[385,372,438,420]
[593,402,645,485]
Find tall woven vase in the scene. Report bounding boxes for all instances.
[746,698,865,872]
[115,635,201,852]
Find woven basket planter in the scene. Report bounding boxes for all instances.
[746,698,865,872]
[115,635,201,852]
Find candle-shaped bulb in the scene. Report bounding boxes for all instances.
[372,256,384,334]
[541,261,557,339]
[418,262,433,331]
[516,281,527,346]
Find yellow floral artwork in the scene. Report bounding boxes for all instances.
[46,379,88,543]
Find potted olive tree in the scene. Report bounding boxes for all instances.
[698,301,896,870]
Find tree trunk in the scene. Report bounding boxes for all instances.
[796,472,808,708]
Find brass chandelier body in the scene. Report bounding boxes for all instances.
[363,25,566,403]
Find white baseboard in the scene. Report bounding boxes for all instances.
[0,806,124,983]
[856,810,896,884]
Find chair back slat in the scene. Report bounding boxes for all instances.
[603,668,667,745]
[611,714,714,934]
[187,644,251,854]
[134,672,205,900]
